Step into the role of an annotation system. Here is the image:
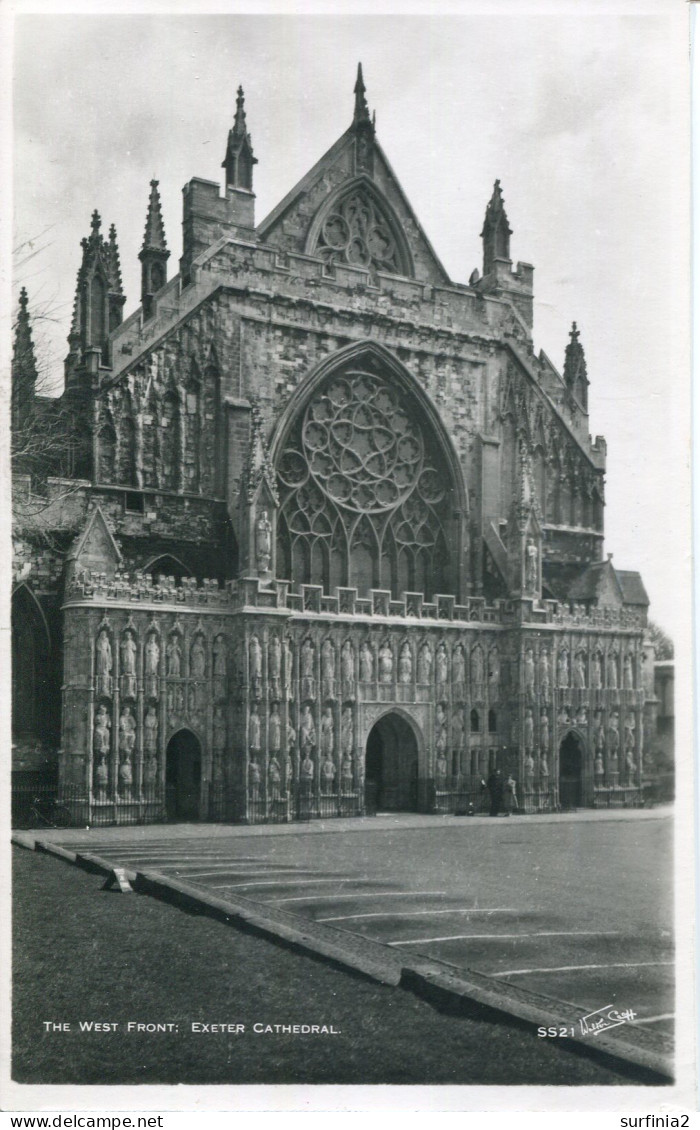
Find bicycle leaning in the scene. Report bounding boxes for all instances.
[27,793,72,828]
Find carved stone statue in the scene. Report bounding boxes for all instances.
[249,705,261,751]
[540,708,550,751]
[93,703,111,757]
[250,635,263,698]
[591,652,603,690]
[436,643,449,685]
[488,648,500,691]
[624,714,635,751]
[576,704,588,726]
[320,706,334,755]
[398,642,412,684]
[269,704,282,752]
[145,634,160,694]
[341,639,355,696]
[191,636,206,679]
[523,707,534,753]
[607,651,618,690]
[213,635,227,678]
[539,754,549,779]
[624,653,635,690]
[378,642,393,684]
[120,631,137,698]
[255,508,272,573]
[300,753,315,794]
[268,756,282,800]
[144,705,158,754]
[607,713,620,762]
[525,538,539,592]
[557,650,569,689]
[524,648,535,696]
[268,635,282,699]
[321,755,336,793]
[360,641,374,682]
[595,720,606,755]
[594,752,605,778]
[436,723,447,756]
[95,755,109,793]
[435,754,448,788]
[471,645,484,687]
[301,638,315,699]
[538,649,550,697]
[452,645,466,687]
[96,630,113,694]
[573,653,586,689]
[284,636,294,697]
[321,639,336,700]
[208,700,223,744]
[118,706,136,757]
[248,756,261,799]
[418,643,432,684]
[524,753,535,789]
[452,709,464,752]
[144,756,158,785]
[341,754,354,792]
[300,703,317,755]
[166,636,182,678]
[341,706,354,756]
[119,757,133,791]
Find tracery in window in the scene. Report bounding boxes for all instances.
[312,187,409,277]
[277,369,454,599]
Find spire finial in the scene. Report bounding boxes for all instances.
[222,83,257,192]
[107,223,124,296]
[563,320,589,409]
[234,84,247,135]
[12,285,38,428]
[141,179,169,255]
[481,180,512,274]
[91,209,101,235]
[353,62,370,124]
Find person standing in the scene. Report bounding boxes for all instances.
[503,774,518,816]
[486,768,503,817]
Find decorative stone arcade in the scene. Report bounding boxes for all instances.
[59,566,647,826]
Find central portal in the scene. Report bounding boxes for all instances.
[165,729,202,821]
[559,731,584,810]
[365,713,419,813]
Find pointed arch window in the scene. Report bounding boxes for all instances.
[307,180,413,279]
[275,361,460,599]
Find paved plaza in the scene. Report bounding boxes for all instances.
[42,808,674,1046]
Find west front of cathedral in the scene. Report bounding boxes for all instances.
[11,69,655,826]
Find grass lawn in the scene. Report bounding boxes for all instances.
[12,846,650,1087]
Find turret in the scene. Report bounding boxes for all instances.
[11,287,38,433]
[138,179,170,320]
[65,211,124,386]
[181,86,257,283]
[222,85,257,193]
[563,322,589,411]
[478,180,534,331]
[481,180,512,276]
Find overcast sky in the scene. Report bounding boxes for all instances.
[10,4,689,639]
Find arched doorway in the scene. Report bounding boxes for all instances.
[165,729,202,821]
[12,585,50,743]
[365,713,419,813]
[559,731,584,809]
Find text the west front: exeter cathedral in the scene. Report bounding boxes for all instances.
[11,67,655,826]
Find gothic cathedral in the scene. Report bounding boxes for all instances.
[11,68,654,825]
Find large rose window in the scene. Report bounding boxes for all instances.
[277,369,454,598]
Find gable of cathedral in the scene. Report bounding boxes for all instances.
[11,67,656,823]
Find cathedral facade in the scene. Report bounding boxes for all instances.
[11,69,655,826]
